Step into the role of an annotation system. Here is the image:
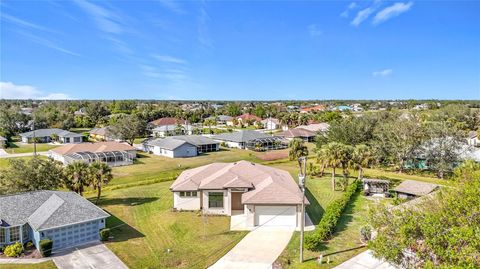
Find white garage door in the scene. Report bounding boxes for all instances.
[255,206,297,227]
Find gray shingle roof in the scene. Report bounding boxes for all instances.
[0,191,110,230]
[145,137,194,150]
[19,128,82,138]
[394,180,438,196]
[169,135,220,147]
[212,130,270,143]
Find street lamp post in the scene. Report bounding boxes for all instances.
[298,156,307,263]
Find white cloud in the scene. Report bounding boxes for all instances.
[152,54,187,64]
[373,2,413,25]
[308,24,322,37]
[340,2,358,18]
[1,13,52,32]
[16,31,81,57]
[372,69,393,77]
[198,2,213,49]
[73,0,124,34]
[0,82,72,100]
[351,7,375,26]
[156,0,184,14]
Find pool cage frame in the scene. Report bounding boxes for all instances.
[63,151,134,167]
[245,136,289,151]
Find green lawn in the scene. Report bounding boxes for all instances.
[0,261,57,269]
[89,181,247,269]
[3,142,60,154]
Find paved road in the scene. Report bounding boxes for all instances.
[209,227,294,269]
[333,250,398,269]
[52,242,128,269]
[0,150,49,158]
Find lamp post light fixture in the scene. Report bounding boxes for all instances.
[298,156,307,263]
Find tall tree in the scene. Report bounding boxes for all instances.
[288,138,309,161]
[108,114,146,145]
[89,162,113,204]
[323,142,348,191]
[350,144,374,179]
[0,157,65,195]
[64,161,91,196]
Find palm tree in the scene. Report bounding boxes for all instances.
[351,144,373,180]
[64,161,91,196]
[323,142,346,191]
[89,162,113,204]
[339,145,354,191]
[288,138,309,161]
[316,147,328,177]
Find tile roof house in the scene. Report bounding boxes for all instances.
[0,190,109,252]
[88,126,117,141]
[300,105,326,114]
[19,128,83,144]
[143,135,219,158]
[261,118,280,130]
[235,114,262,126]
[295,123,330,133]
[279,128,316,142]
[393,180,439,199]
[49,141,137,166]
[151,124,195,137]
[149,117,188,127]
[170,161,308,229]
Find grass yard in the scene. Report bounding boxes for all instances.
[0,156,47,169]
[3,142,60,154]
[90,181,247,269]
[0,261,57,269]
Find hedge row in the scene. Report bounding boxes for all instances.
[305,180,359,250]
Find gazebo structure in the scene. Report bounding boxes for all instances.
[245,136,289,151]
[361,178,390,197]
[63,151,135,167]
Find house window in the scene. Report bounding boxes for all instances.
[10,226,20,242]
[208,192,223,208]
[179,191,198,197]
[0,228,5,243]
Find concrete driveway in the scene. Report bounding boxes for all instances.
[209,227,294,269]
[52,242,128,269]
[333,250,397,269]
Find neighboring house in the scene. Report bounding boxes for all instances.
[49,141,137,166]
[143,135,219,158]
[0,190,109,252]
[217,115,233,125]
[236,114,262,126]
[261,118,280,130]
[295,123,330,133]
[89,127,116,141]
[361,178,390,196]
[213,130,271,149]
[279,128,316,142]
[149,117,188,127]
[335,105,352,111]
[73,107,86,116]
[170,161,308,229]
[19,129,83,144]
[393,180,438,199]
[300,105,325,114]
[151,124,195,137]
[467,131,479,147]
[0,136,6,148]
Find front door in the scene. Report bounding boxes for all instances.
[231,192,243,210]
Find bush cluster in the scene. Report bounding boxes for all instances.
[39,239,53,257]
[100,228,111,241]
[305,180,359,250]
[4,242,23,257]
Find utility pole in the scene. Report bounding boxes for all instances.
[298,156,307,263]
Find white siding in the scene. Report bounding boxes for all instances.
[254,205,297,227]
[151,144,197,158]
[173,192,201,210]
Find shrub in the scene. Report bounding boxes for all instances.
[25,241,34,249]
[305,180,359,250]
[100,228,110,241]
[39,239,53,257]
[4,242,23,257]
[360,225,372,243]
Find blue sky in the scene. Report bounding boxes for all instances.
[1,0,479,100]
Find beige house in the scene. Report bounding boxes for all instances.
[170,161,308,229]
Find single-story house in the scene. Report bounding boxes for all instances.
[0,190,109,252]
[88,126,117,141]
[170,161,308,229]
[0,136,6,148]
[151,124,195,137]
[361,178,390,196]
[295,123,330,133]
[467,131,479,147]
[279,128,316,142]
[236,114,262,126]
[49,141,137,167]
[261,118,280,130]
[217,115,233,125]
[300,105,325,114]
[19,129,83,144]
[149,117,188,127]
[143,135,219,158]
[212,130,271,149]
[393,180,439,199]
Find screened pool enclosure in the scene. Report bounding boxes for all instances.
[245,136,289,151]
[63,151,134,167]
